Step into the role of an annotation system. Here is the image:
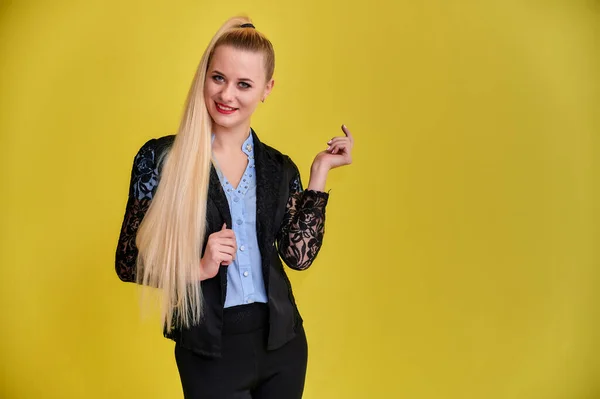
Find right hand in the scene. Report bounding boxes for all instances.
[200,223,237,280]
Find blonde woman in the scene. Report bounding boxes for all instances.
[115,15,354,399]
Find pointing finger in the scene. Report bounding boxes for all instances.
[341,124,354,142]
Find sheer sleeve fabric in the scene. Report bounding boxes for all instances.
[276,160,329,271]
[115,139,159,283]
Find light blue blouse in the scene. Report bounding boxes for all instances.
[212,132,268,307]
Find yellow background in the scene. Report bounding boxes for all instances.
[1,0,598,398]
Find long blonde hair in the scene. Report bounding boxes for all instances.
[135,16,276,331]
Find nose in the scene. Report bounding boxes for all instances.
[219,82,236,103]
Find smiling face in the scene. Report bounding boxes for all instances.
[204,45,274,134]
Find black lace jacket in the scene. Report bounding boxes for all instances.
[115,133,329,284]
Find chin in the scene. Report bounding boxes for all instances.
[211,116,241,130]
[209,112,247,131]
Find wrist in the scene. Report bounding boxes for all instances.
[307,164,328,192]
[198,259,208,281]
[310,160,329,175]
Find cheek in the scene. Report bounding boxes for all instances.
[204,77,223,97]
[239,92,262,109]
[203,82,214,100]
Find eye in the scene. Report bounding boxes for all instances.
[238,82,251,89]
[212,75,224,83]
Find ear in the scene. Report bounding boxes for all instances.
[262,78,275,101]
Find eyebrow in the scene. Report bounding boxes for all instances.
[211,70,255,84]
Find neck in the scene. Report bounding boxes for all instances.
[212,123,252,152]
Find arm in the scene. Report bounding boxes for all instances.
[115,139,159,283]
[276,159,329,271]
[275,124,355,270]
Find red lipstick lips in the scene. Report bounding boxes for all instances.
[215,102,237,115]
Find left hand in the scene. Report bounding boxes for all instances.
[312,125,354,171]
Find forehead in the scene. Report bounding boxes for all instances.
[208,45,265,79]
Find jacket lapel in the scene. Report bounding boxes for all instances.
[208,163,232,228]
[252,129,283,275]
[208,163,231,301]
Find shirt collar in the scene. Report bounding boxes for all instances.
[211,130,254,160]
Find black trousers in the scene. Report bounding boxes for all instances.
[175,303,308,399]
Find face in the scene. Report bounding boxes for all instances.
[204,45,274,133]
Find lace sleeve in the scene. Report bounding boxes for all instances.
[115,139,159,283]
[276,161,329,271]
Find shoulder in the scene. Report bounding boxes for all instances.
[260,142,298,173]
[133,134,176,170]
[129,135,175,199]
[136,135,176,158]
[154,134,177,156]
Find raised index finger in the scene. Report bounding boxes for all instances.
[341,124,354,142]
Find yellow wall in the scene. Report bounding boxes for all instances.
[1,1,597,398]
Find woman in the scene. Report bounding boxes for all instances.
[115,15,354,398]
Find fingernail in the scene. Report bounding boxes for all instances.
[327,146,331,151]
[327,140,332,144]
